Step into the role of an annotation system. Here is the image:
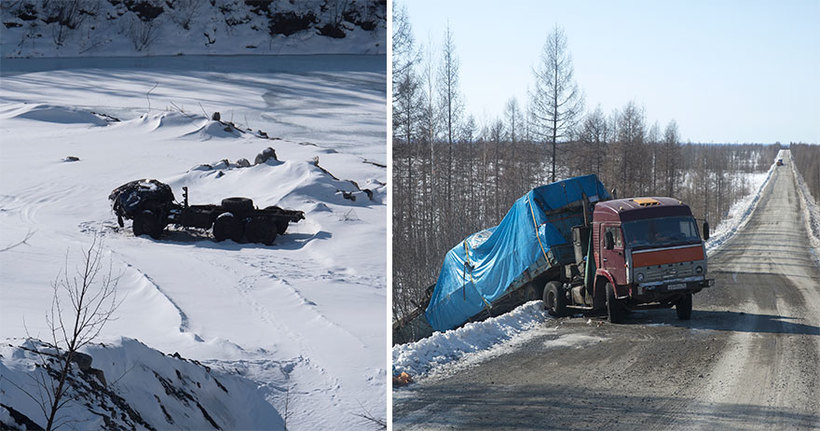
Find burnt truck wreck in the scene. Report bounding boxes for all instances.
[109,179,304,245]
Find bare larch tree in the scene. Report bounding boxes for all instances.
[531,25,584,182]
[437,23,463,223]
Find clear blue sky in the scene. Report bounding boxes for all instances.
[401,0,820,144]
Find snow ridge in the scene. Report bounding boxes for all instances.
[0,338,283,430]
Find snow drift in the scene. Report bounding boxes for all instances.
[0,338,283,430]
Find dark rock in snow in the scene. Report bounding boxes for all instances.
[213,159,230,170]
[71,351,93,371]
[318,23,346,39]
[1,403,44,430]
[236,158,251,168]
[269,11,317,36]
[211,112,221,121]
[64,156,80,162]
[126,1,164,22]
[254,147,278,164]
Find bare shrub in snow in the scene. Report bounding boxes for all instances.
[0,230,35,253]
[19,235,121,431]
[127,15,158,52]
[42,0,98,47]
[166,0,201,30]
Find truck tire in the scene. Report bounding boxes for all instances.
[213,212,243,242]
[606,282,626,323]
[245,217,277,245]
[221,197,254,215]
[676,293,693,320]
[133,210,163,239]
[543,281,567,317]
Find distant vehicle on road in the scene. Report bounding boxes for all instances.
[776,159,784,166]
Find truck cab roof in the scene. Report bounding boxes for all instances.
[594,197,694,222]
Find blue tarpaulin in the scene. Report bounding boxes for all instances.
[425,175,610,332]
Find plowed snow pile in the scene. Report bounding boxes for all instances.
[0,56,385,429]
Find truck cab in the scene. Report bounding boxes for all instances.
[591,197,713,321]
[546,196,714,323]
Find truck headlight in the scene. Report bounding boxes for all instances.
[696,266,703,274]
[637,272,644,282]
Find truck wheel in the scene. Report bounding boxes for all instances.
[133,210,163,239]
[543,281,567,317]
[676,293,693,320]
[213,212,243,242]
[221,197,254,215]
[245,217,277,245]
[606,282,626,323]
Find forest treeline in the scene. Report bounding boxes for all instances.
[392,4,786,320]
[791,144,820,203]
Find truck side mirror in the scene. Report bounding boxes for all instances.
[605,231,615,250]
[703,221,710,241]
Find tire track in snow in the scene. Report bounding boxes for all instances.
[0,183,82,226]
[248,254,370,347]
[199,252,372,429]
[208,253,368,349]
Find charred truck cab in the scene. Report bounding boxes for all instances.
[552,197,714,322]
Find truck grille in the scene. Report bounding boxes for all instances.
[643,261,698,281]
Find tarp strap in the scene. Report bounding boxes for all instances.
[463,240,492,309]
[529,198,551,264]
[463,241,470,300]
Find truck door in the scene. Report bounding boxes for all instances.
[601,223,626,286]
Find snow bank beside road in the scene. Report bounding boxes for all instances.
[392,301,548,379]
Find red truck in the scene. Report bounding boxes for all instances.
[544,197,714,322]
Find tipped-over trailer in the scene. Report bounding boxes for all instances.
[109,179,304,245]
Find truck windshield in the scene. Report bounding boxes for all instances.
[622,216,701,249]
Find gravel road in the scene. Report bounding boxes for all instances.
[393,151,820,430]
